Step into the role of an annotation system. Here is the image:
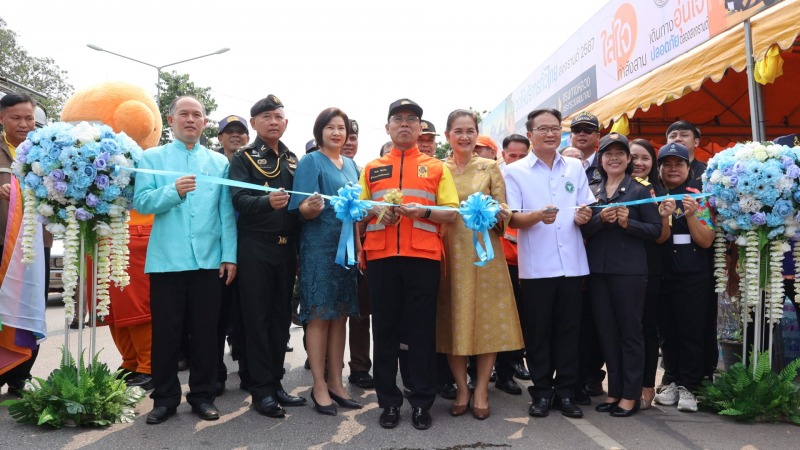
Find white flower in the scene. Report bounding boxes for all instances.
[709,170,723,184]
[45,223,66,234]
[70,121,100,144]
[94,221,112,237]
[36,203,54,217]
[108,205,124,217]
[31,162,45,176]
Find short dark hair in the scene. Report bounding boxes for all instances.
[380,141,393,156]
[630,139,660,184]
[168,95,206,116]
[502,134,530,150]
[0,92,36,111]
[526,108,562,131]
[666,120,700,139]
[312,107,350,149]
[445,109,479,132]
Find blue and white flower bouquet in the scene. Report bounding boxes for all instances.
[13,122,142,319]
[703,141,800,323]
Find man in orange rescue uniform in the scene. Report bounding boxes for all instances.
[359,98,459,431]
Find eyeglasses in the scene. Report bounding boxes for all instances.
[390,115,420,124]
[571,126,597,135]
[534,126,562,135]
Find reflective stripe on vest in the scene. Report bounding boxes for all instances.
[372,188,436,202]
[412,220,437,233]
[503,233,517,243]
[366,223,385,232]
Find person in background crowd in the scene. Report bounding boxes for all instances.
[418,120,438,157]
[0,92,51,396]
[581,134,661,418]
[474,135,498,160]
[359,98,459,430]
[134,95,237,424]
[214,114,250,396]
[653,142,714,413]
[380,141,393,157]
[305,139,319,154]
[569,111,605,405]
[341,118,376,391]
[629,138,663,409]
[494,134,534,393]
[437,109,524,420]
[560,146,583,161]
[229,95,306,419]
[290,108,362,416]
[506,108,594,419]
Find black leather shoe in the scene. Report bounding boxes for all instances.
[595,401,619,413]
[553,397,584,418]
[127,374,154,391]
[495,377,522,395]
[574,390,592,405]
[304,358,311,370]
[610,400,640,417]
[286,343,294,352]
[253,396,285,417]
[348,371,375,389]
[411,407,432,430]
[115,366,135,381]
[528,397,551,417]
[438,383,457,400]
[146,406,176,424]
[276,389,307,406]
[192,402,220,421]
[6,380,25,398]
[583,379,605,397]
[310,391,337,416]
[512,361,531,380]
[329,390,363,409]
[379,406,400,428]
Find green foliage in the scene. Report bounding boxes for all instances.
[156,71,218,145]
[435,141,451,160]
[0,17,74,120]
[700,351,800,424]
[1,349,145,428]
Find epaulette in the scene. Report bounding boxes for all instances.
[634,177,651,186]
[236,143,256,155]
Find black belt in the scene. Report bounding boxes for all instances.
[240,231,294,245]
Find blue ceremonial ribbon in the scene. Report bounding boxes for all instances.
[592,192,711,209]
[459,193,501,266]
[330,183,371,268]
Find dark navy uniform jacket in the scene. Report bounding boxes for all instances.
[581,175,662,275]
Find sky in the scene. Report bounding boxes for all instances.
[1,0,600,166]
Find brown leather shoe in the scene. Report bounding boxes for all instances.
[472,405,490,420]
[449,401,469,417]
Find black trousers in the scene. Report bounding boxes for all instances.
[496,264,525,381]
[590,274,646,400]
[150,269,221,408]
[237,233,296,401]
[217,278,247,384]
[368,257,439,410]
[642,274,661,388]
[577,281,606,389]
[659,276,708,391]
[521,276,582,399]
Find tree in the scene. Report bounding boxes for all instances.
[433,107,488,160]
[156,71,218,145]
[0,18,74,120]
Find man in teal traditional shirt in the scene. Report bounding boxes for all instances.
[134,95,237,424]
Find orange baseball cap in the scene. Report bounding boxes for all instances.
[476,135,498,153]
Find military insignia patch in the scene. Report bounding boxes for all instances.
[418,166,428,178]
[565,181,575,193]
[270,95,281,105]
[257,159,267,165]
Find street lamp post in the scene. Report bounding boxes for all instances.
[86,44,230,102]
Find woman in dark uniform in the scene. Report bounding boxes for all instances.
[652,142,716,413]
[581,134,662,417]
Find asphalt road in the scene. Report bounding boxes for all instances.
[0,299,798,450]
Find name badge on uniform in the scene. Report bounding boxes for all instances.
[673,234,691,245]
[369,165,393,182]
[417,166,428,178]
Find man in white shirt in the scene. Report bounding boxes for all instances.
[505,108,594,419]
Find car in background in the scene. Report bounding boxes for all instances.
[49,238,63,292]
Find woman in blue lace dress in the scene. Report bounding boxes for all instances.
[288,107,360,416]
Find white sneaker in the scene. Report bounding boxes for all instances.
[654,382,678,406]
[677,386,698,412]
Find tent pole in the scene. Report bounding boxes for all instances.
[744,19,765,142]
